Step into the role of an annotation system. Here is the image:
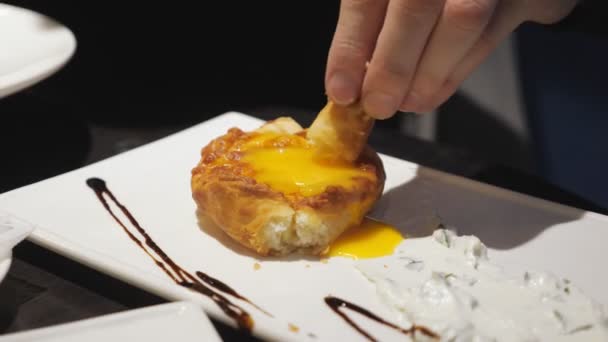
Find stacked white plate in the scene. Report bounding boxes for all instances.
[0,3,76,98]
[0,211,34,284]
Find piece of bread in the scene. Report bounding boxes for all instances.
[308,100,375,162]
[191,102,384,256]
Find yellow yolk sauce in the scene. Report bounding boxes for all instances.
[237,133,401,259]
[240,133,373,197]
[326,217,404,260]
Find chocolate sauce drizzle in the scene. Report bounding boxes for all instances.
[194,271,272,317]
[324,296,439,341]
[86,177,269,332]
[86,177,434,339]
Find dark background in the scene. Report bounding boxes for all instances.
[1,2,339,124]
[1,2,342,193]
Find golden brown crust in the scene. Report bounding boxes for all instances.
[191,117,385,256]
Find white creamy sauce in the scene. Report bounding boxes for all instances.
[355,229,608,341]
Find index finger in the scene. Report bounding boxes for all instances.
[325,0,388,105]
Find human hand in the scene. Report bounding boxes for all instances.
[325,0,579,119]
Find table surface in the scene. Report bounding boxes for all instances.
[1,91,606,341]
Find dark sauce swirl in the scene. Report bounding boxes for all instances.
[86,177,434,340]
[86,177,269,332]
[194,271,272,317]
[325,296,439,341]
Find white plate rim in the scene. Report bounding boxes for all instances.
[0,253,11,284]
[0,301,222,342]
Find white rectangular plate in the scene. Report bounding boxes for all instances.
[0,301,221,342]
[0,112,606,341]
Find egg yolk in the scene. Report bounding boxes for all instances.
[241,134,373,197]
[326,218,404,260]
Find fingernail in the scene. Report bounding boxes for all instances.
[400,92,423,113]
[327,73,357,105]
[364,92,399,119]
[399,100,415,113]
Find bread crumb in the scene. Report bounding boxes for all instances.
[383,264,388,268]
[320,258,328,264]
[253,262,261,270]
[288,323,300,333]
[305,264,311,268]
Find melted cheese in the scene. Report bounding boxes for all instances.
[241,134,372,197]
[326,217,404,260]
